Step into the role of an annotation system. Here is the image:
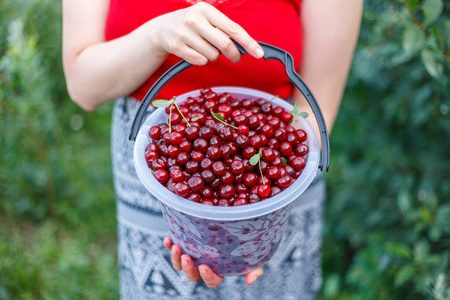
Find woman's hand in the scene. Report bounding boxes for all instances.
[63,0,263,110]
[163,237,264,288]
[150,2,264,66]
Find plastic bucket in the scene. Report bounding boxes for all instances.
[133,87,320,275]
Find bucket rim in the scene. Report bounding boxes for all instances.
[133,86,319,221]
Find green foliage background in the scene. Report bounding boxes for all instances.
[0,0,448,299]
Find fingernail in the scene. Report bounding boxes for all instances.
[255,48,264,59]
[171,247,177,256]
[182,257,188,267]
[200,267,207,276]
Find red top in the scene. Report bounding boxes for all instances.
[105,0,302,101]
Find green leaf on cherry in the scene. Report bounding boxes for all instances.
[291,103,309,119]
[212,111,224,121]
[281,157,287,165]
[297,112,309,118]
[249,153,260,166]
[152,99,172,108]
[191,117,199,122]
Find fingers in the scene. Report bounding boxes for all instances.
[170,244,183,271]
[181,254,201,282]
[164,238,201,282]
[169,2,264,64]
[245,267,264,285]
[203,5,264,59]
[163,237,173,251]
[194,22,242,63]
[198,264,224,288]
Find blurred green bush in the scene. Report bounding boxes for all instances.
[321,1,450,299]
[0,0,448,299]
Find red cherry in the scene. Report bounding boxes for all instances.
[234,115,247,126]
[170,112,181,125]
[201,169,215,183]
[261,148,276,162]
[230,160,245,175]
[212,161,226,176]
[291,156,306,171]
[151,158,166,171]
[200,186,213,198]
[170,169,184,182]
[188,177,204,192]
[257,184,271,198]
[277,175,293,189]
[279,142,293,157]
[273,106,284,117]
[220,171,235,184]
[248,194,261,204]
[238,125,250,135]
[199,127,214,139]
[218,199,230,206]
[176,152,190,166]
[242,146,257,159]
[187,193,201,203]
[184,126,199,140]
[174,182,189,197]
[266,166,281,179]
[219,184,235,199]
[295,129,307,143]
[154,169,169,184]
[149,126,161,140]
[200,158,213,170]
[233,198,248,206]
[295,144,309,156]
[193,138,208,153]
[190,151,205,162]
[206,146,221,160]
[179,140,192,152]
[243,173,258,187]
[185,161,200,174]
[167,145,179,157]
[281,111,293,124]
[270,186,282,197]
[260,124,275,137]
[145,149,158,165]
[201,199,214,206]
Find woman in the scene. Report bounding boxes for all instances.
[62,0,363,298]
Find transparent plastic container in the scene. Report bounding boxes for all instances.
[133,87,320,275]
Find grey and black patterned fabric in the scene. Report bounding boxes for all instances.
[111,97,325,300]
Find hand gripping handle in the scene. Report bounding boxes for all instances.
[129,41,330,172]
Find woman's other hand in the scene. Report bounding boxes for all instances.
[163,237,264,288]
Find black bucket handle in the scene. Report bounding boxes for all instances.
[129,41,329,172]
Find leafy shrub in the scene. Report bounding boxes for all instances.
[0,1,118,299]
[320,1,450,299]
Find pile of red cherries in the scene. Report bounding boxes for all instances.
[144,88,309,206]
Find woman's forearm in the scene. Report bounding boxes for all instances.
[64,23,167,111]
[294,0,363,134]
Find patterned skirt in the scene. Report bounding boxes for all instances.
[111,97,326,300]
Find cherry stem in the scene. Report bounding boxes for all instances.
[168,101,174,133]
[258,149,265,185]
[173,97,190,127]
[210,109,238,130]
